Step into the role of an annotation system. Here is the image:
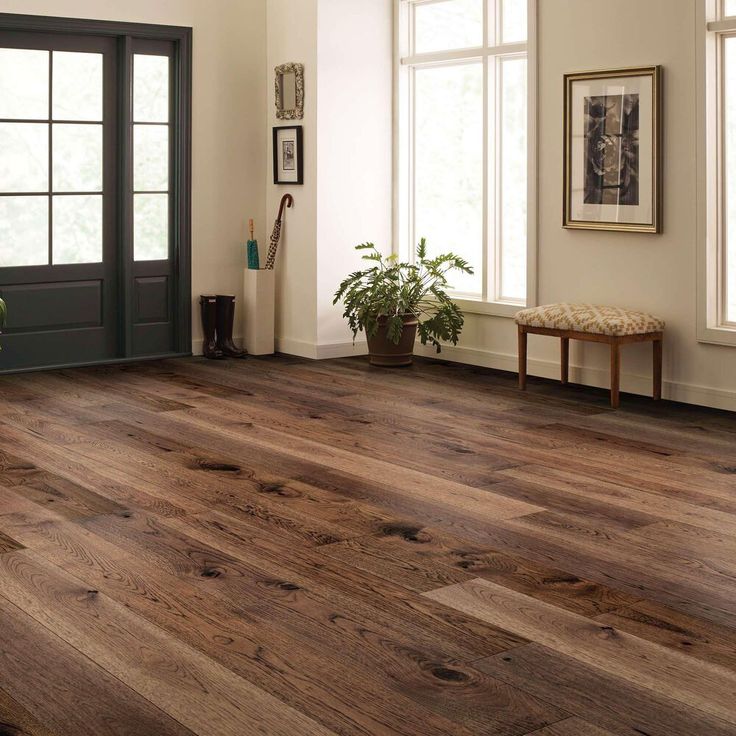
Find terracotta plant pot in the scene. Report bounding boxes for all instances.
[366,314,418,367]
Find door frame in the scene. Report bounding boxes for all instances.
[0,12,192,371]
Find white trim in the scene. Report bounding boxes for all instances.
[413,341,736,412]
[401,42,527,65]
[453,296,519,318]
[708,17,736,31]
[698,0,736,345]
[526,0,538,309]
[275,337,369,360]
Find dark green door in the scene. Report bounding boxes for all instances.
[0,17,192,373]
[0,32,118,371]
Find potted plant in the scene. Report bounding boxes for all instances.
[334,239,473,366]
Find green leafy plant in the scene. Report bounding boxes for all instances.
[333,239,473,352]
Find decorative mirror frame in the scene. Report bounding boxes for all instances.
[275,62,304,120]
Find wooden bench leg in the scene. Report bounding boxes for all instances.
[518,325,527,390]
[610,339,620,409]
[653,337,663,401]
[560,338,569,385]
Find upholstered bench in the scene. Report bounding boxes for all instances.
[515,303,665,408]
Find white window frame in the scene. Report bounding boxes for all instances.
[699,0,736,344]
[393,0,537,318]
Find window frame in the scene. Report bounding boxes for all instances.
[0,12,192,356]
[698,0,736,345]
[393,0,537,318]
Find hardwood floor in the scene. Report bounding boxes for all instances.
[0,354,735,735]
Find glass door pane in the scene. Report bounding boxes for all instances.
[0,196,48,267]
[52,51,103,121]
[133,53,170,262]
[0,123,48,192]
[0,48,48,118]
[52,124,103,192]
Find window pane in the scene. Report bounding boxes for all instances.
[0,48,48,120]
[134,125,169,191]
[52,52,103,122]
[501,0,528,44]
[0,123,48,192]
[134,55,169,123]
[725,37,736,321]
[499,57,527,302]
[0,196,48,267]
[726,0,736,17]
[134,193,169,261]
[415,63,483,295]
[414,0,483,54]
[53,124,103,192]
[52,195,102,264]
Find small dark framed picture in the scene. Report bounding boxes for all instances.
[273,125,303,185]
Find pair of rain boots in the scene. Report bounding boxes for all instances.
[199,295,247,359]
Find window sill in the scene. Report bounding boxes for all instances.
[453,298,523,319]
[697,323,736,347]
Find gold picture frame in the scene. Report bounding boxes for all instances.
[563,65,662,233]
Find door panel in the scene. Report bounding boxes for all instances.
[0,31,117,371]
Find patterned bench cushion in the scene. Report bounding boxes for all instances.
[515,303,665,337]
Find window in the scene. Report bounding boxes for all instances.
[396,0,535,311]
[702,0,736,343]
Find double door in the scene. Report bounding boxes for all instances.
[0,18,191,372]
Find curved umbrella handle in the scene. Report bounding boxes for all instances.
[277,193,294,222]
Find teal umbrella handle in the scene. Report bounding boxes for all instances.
[247,240,260,270]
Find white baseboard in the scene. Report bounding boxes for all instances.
[190,335,736,412]
[414,342,736,413]
[275,337,368,359]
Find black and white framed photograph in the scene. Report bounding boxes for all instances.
[273,125,303,185]
[563,66,662,233]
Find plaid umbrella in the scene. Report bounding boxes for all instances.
[264,194,293,270]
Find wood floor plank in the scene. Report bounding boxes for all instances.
[0,550,337,736]
[16,510,503,735]
[521,717,617,736]
[0,686,60,736]
[320,523,640,616]
[595,598,736,673]
[425,578,736,724]
[0,593,195,736]
[477,643,736,736]
[497,464,736,534]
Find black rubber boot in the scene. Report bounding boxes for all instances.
[200,295,225,359]
[216,294,247,358]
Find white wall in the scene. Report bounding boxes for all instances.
[412,0,736,411]
[266,0,319,355]
[267,0,393,358]
[316,0,393,350]
[0,0,267,351]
